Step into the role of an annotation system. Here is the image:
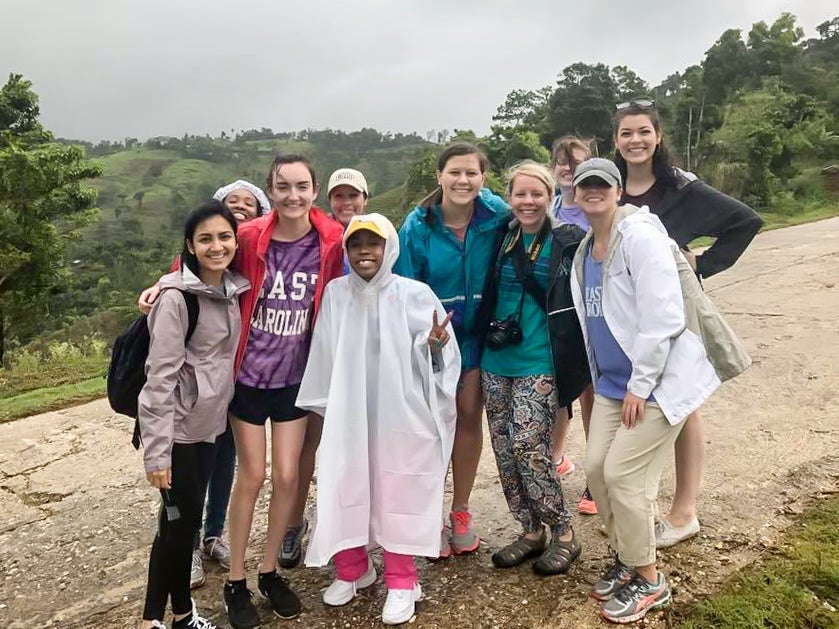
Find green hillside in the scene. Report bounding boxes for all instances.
[90,135,429,235]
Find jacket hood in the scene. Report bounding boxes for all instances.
[158,266,250,300]
[342,213,399,294]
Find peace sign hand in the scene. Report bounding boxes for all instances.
[428,310,454,353]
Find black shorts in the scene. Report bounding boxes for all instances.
[229,382,307,425]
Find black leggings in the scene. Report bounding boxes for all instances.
[143,441,216,621]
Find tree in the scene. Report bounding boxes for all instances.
[545,63,619,151]
[491,86,553,135]
[0,74,101,362]
[702,29,750,107]
[747,13,803,81]
[611,66,650,102]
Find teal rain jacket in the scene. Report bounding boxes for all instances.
[394,188,510,370]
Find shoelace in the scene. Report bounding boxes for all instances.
[601,555,631,583]
[191,552,202,570]
[613,573,653,604]
[186,613,217,629]
[451,511,470,532]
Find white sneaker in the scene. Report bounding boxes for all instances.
[150,621,167,629]
[322,559,377,606]
[381,583,423,625]
[189,548,205,589]
[655,516,700,548]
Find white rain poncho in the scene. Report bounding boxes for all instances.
[297,213,460,564]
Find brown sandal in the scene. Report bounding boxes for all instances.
[491,528,547,569]
[533,529,581,575]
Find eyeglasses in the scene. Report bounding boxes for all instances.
[616,99,655,111]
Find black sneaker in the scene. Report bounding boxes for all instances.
[258,570,301,620]
[223,580,261,629]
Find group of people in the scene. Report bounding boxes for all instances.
[133,100,762,629]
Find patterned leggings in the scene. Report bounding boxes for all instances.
[482,372,572,538]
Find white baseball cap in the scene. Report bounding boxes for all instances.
[327,168,369,196]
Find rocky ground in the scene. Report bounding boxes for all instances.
[1,218,838,628]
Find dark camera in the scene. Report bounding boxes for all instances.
[485,315,523,351]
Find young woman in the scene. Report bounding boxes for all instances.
[479,161,589,575]
[548,135,598,516]
[139,200,250,629]
[570,158,723,623]
[280,167,370,571]
[221,155,344,628]
[395,142,510,555]
[613,102,763,547]
[141,179,271,588]
[326,167,369,227]
[297,213,460,625]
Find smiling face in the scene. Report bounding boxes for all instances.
[329,185,367,227]
[269,162,317,221]
[510,173,551,233]
[574,178,621,219]
[187,215,237,275]
[346,229,385,281]
[615,113,662,167]
[437,154,485,207]
[553,146,590,189]
[224,188,259,223]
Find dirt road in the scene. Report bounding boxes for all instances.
[1,218,838,629]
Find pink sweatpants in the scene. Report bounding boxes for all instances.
[333,546,417,590]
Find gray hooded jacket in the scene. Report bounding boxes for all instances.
[138,267,250,472]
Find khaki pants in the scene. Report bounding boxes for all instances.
[584,395,685,567]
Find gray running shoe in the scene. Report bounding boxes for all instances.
[189,548,205,589]
[591,557,633,601]
[600,572,671,623]
[278,520,308,569]
[203,536,231,570]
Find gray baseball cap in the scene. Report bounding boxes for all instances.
[572,158,622,188]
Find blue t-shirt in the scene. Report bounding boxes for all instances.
[480,233,553,377]
[552,196,590,231]
[583,245,634,400]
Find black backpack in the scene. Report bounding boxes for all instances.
[107,290,199,449]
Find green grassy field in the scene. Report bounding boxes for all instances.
[679,495,839,628]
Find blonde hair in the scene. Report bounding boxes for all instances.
[506,160,556,198]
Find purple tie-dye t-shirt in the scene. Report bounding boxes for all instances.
[237,230,320,389]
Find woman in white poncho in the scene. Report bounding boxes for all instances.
[296,213,460,625]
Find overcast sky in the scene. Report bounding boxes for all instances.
[2,0,836,142]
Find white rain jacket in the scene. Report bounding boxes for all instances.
[570,205,720,425]
[297,213,461,564]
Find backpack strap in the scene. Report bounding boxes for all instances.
[180,290,200,345]
[132,290,200,450]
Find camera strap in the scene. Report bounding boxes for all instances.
[505,221,550,314]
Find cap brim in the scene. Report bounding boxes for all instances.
[328,182,367,195]
[573,170,619,187]
[344,221,387,242]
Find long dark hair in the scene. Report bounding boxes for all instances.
[613,104,679,190]
[181,199,238,277]
[420,142,489,225]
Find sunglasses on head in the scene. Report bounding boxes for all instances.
[616,99,655,111]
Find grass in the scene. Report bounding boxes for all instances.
[679,495,839,628]
[0,376,105,423]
